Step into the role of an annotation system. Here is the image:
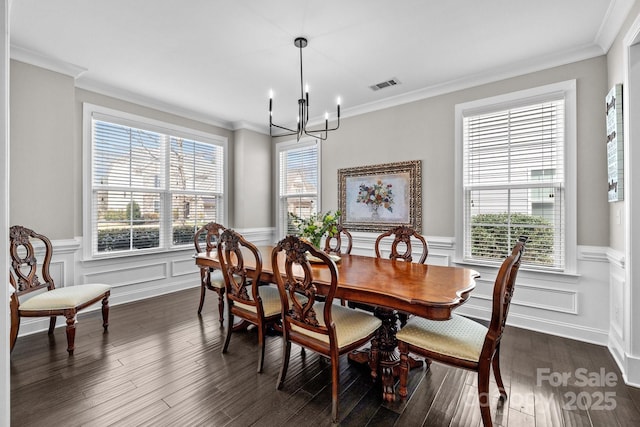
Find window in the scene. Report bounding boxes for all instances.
[84,104,227,258]
[455,81,576,272]
[275,139,320,238]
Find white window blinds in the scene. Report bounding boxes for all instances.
[462,98,565,270]
[277,141,319,236]
[88,108,225,257]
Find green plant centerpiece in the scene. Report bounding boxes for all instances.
[288,210,341,249]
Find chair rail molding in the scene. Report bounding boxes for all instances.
[16,234,616,365]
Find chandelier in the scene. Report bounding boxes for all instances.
[269,37,341,141]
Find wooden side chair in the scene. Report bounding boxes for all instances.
[218,229,282,373]
[9,225,111,355]
[396,236,528,427]
[350,225,428,326]
[323,224,352,255]
[374,225,428,263]
[194,222,226,325]
[272,236,382,424]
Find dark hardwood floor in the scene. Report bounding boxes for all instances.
[10,287,640,426]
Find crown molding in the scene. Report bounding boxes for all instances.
[231,120,269,134]
[10,44,87,78]
[343,43,605,121]
[594,0,636,52]
[74,77,235,131]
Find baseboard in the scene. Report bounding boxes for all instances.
[457,304,609,346]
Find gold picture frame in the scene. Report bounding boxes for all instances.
[338,160,422,232]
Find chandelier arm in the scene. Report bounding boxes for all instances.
[304,130,328,141]
[270,123,299,136]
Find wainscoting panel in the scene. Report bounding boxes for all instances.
[84,261,167,287]
[172,257,200,277]
[18,232,613,354]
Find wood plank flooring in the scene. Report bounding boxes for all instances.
[10,287,640,426]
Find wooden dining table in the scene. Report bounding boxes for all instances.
[196,245,479,401]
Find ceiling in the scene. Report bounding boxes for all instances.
[9,0,634,134]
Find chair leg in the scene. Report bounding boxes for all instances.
[478,365,493,427]
[102,295,110,332]
[398,341,410,399]
[492,345,507,400]
[222,310,234,353]
[217,289,225,327]
[330,351,340,424]
[9,311,20,353]
[399,312,408,328]
[197,268,207,315]
[277,339,291,390]
[257,322,266,373]
[48,316,57,334]
[64,311,77,356]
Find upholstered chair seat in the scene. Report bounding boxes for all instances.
[19,284,111,311]
[396,314,487,363]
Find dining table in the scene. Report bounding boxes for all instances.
[196,245,479,402]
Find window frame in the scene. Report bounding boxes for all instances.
[82,103,228,260]
[454,80,577,274]
[274,137,322,240]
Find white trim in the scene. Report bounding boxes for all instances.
[454,80,577,274]
[459,304,609,346]
[10,44,87,78]
[620,7,640,387]
[75,78,234,131]
[606,247,626,269]
[594,0,636,52]
[1,1,10,423]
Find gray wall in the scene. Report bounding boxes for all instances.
[233,128,272,229]
[10,60,76,238]
[322,56,609,246]
[10,60,240,238]
[11,55,610,247]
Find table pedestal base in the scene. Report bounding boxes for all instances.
[348,306,425,402]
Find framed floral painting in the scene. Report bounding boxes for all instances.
[338,160,422,232]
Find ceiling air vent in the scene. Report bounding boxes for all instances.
[370,78,400,91]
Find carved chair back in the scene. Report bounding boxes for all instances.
[323,225,353,255]
[482,236,528,359]
[194,222,226,254]
[374,225,428,264]
[272,236,339,348]
[9,225,55,297]
[217,229,263,311]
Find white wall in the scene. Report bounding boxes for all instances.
[606,1,640,387]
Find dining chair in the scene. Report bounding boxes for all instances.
[350,225,429,326]
[218,229,282,373]
[396,236,528,427]
[272,236,382,424]
[374,225,428,263]
[194,222,226,325]
[323,224,352,255]
[9,225,111,355]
